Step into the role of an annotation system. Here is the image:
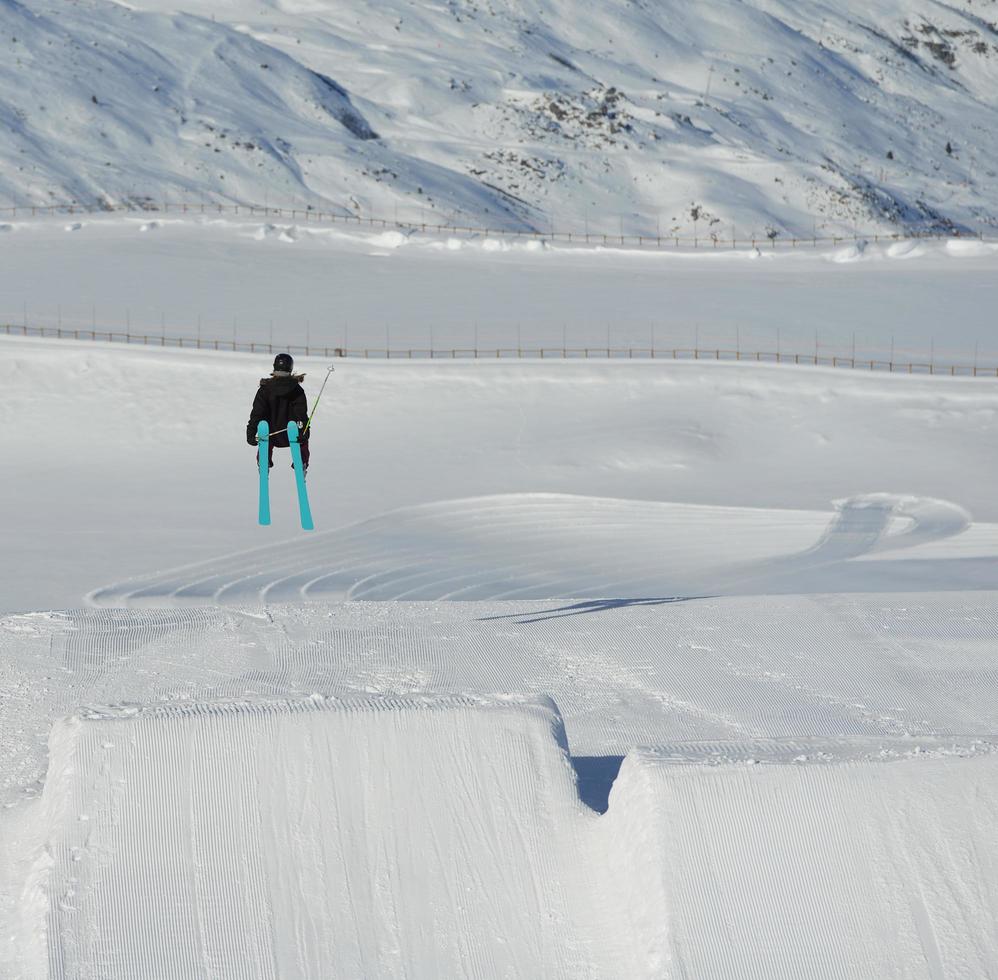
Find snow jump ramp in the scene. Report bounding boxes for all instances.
[33,696,998,979]
[604,741,998,979]
[39,695,604,979]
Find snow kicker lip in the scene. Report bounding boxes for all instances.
[624,734,998,768]
[603,742,998,979]
[86,492,976,608]
[71,690,566,729]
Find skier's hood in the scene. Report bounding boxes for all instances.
[260,372,306,387]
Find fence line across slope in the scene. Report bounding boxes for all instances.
[3,323,997,377]
[2,200,994,251]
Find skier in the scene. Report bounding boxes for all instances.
[246,353,310,474]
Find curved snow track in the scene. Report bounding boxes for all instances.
[88,492,977,608]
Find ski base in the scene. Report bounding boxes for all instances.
[288,421,314,531]
[257,420,271,526]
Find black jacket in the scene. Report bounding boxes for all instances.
[246,374,309,446]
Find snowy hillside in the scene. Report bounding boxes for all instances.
[4,0,998,236]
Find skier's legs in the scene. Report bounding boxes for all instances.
[258,443,273,469]
[254,438,305,472]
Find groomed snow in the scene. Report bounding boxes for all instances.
[37,695,601,979]
[19,694,998,980]
[605,744,998,978]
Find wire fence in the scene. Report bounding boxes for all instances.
[2,200,995,250]
[4,322,997,377]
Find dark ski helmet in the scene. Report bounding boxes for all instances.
[273,352,294,373]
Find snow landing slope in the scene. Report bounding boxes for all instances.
[4,0,998,235]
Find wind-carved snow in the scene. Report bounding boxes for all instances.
[4,0,998,234]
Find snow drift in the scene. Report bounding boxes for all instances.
[5,335,998,615]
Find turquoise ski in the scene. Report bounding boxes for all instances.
[257,420,271,526]
[288,421,314,531]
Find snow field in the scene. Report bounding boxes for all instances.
[5,329,998,614]
[2,216,998,364]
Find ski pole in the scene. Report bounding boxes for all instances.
[302,364,334,437]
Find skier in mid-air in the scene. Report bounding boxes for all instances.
[246,353,310,474]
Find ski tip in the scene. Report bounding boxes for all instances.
[288,420,299,442]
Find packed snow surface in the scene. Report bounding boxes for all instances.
[5,0,998,235]
[7,609,998,978]
[4,310,998,975]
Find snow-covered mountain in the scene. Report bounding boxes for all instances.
[4,0,998,236]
